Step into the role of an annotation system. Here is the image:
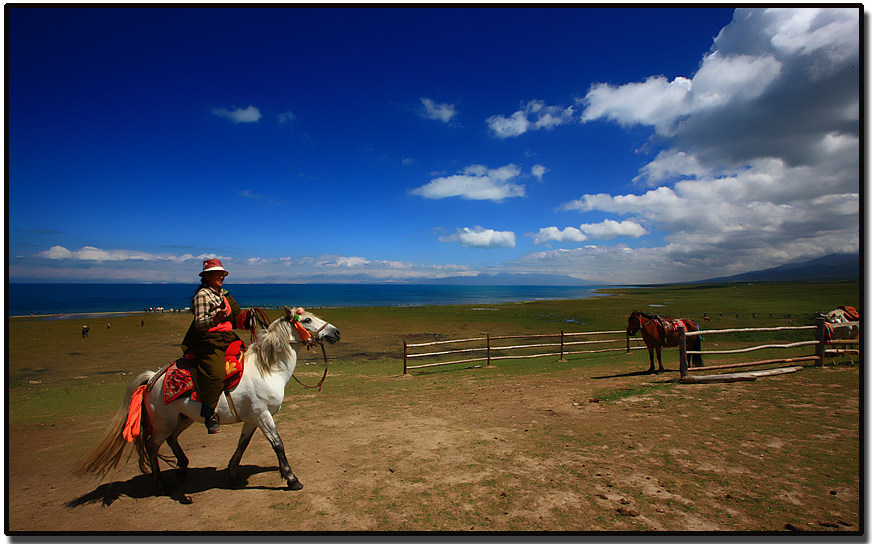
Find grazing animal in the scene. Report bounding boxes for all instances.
[76,306,340,494]
[626,311,703,373]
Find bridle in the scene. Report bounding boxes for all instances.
[289,314,330,392]
[626,312,655,352]
[627,312,655,335]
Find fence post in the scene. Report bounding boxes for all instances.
[815,316,826,367]
[486,333,493,368]
[557,330,568,362]
[679,328,689,379]
[403,340,408,374]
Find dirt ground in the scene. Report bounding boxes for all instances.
[7,358,861,533]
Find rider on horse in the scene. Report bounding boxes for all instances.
[181,259,255,434]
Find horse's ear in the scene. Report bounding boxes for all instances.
[283,305,293,317]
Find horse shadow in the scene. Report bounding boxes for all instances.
[67,464,284,507]
[591,368,679,380]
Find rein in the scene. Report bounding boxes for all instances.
[290,318,330,392]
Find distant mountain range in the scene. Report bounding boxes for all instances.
[417,254,861,286]
[422,272,600,286]
[695,253,860,284]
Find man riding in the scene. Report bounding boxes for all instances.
[181,258,253,434]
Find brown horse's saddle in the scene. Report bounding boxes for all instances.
[652,317,695,346]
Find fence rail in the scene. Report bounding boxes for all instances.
[403,330,643,374]
[403,316,860,379]
[677,317,859,383]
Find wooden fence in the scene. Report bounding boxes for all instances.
[403,317,860,379]
[403,330,644,374]
[677,317,860,383]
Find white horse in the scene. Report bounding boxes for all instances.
[824,307,860,341]
[77,306,340,494]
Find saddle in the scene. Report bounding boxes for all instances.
[653,317,695,345]
[839,305,860,321]
[159,340,245,405]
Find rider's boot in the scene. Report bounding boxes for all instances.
[201,404,221,434]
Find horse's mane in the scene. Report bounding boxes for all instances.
[248,315,295,376]
[631,310,656,319]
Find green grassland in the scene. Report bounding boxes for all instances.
[8,281,859,421]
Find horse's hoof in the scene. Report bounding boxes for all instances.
[287,478,303,491]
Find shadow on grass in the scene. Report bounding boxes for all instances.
[67,464,286,506]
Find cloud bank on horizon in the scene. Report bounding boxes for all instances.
[9,7,859,284]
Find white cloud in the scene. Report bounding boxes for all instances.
[486,100,575,138]
[411,164,525,202]
[316,256,370,268]
[580,219,648,240]
[529,227,586,245]
[529,220,648,245]
[212,105,262,123]
[440,227,517,249]
[278,110,296,124]
[531,164,548,182]
[18,248,485,283]
[420,98,457,123]
[549,7,860,281]
[36,245,201,262]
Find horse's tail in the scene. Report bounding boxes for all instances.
[688,320,704,367]
[691,335,704,367]
[75,370,155,479]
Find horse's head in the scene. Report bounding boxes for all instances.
[626,311,643,336]
[825,309,848,323]
[283,306,341,344]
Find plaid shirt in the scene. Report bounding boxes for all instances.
[191,286,227,331]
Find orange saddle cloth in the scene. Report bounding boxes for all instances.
[162,340,245,404]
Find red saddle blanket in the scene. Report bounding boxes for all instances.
[162,340,245,405]
[839,306,860,321]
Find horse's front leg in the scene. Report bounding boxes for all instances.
[227,421,258,486]
[256,411,303,490]
[655,348,664,373]
[647,349,656,373]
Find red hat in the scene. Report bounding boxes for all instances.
[200,258,228,277]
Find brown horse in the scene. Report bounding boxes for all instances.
[626,311,703,373]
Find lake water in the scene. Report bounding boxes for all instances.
[8,283,607,317]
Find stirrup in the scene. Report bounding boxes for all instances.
[206,413,221,434]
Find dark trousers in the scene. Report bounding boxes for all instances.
[190,331,237,410]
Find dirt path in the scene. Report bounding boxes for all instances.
[7,362,860,533]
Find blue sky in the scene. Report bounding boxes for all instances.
[7,7,860,284]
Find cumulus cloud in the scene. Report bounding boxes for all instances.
[440,227,517,249]
[316,256,371,268]
[36,245,201,262]
[529,227,587,245]
[420,98,457,123]
[212,105,262,123]
[531,164,548,182]
[529,220,648,245]
[411,164,525,202]
[544,7,860,281]
[486,100,575,138]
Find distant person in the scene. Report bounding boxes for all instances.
[107,322,111,329]
[82,325,89,338]
[141,320,145,327]
[181,259,254,434]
